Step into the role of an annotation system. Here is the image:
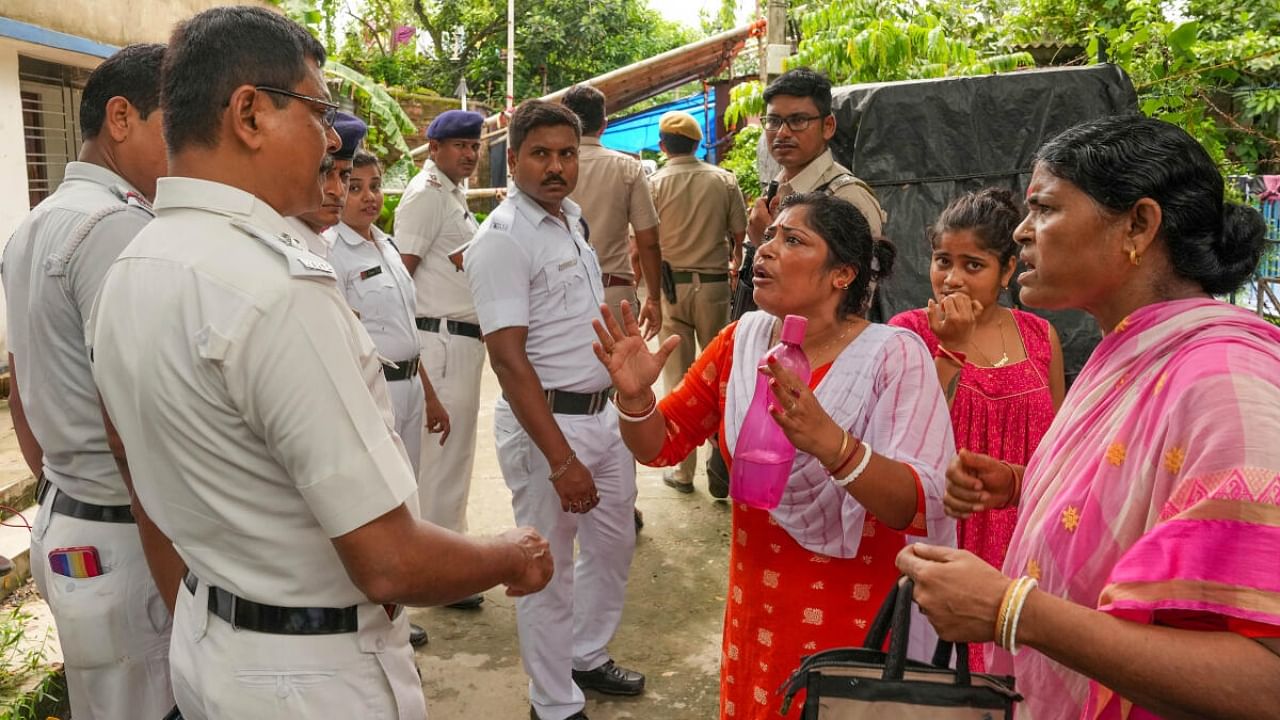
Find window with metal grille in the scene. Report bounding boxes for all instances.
[20,56,92,208]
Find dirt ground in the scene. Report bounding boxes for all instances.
[412,366,731,718]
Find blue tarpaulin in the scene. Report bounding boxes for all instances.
[600,89,716,161]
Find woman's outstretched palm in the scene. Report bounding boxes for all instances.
[592,301,681,399]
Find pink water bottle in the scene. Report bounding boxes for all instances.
[730,315,811,509]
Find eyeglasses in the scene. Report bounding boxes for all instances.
[763,114,825,132]
[255,86,340,127]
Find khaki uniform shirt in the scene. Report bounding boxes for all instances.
[465,189,610,394]
[89,177,417,607]
[650,156,747,272]
[569,137,659,278]
[394,160,479,324]
[1,162,151,506]
[775,149,885,235]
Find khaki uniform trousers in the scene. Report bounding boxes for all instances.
[659,276,732,483]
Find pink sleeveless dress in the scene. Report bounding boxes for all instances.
[889,307,1055,670]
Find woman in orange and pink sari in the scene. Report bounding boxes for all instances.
[897,115,1280,719]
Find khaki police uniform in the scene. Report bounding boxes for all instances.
[326,222,426,475]
[649,156,748,484]
[1,161,174,720]
[569,137,660,322]
[465,189,637,720]
[773,148,885,235]
[394,160,485,532]
[88,177,426,720]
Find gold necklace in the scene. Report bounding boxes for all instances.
[966,313,1010,368]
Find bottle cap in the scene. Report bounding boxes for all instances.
[780,315,808,345]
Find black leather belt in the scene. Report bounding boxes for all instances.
[183,572,358,635]
[383,357,420,382]
[671,270,730,283]
[36,474,135,524]
[545,388,613,415]
[416,316,482,339]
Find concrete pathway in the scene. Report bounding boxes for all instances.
[412,366,730,718]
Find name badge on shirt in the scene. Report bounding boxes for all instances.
[360,266,383,280]
[557,259,576,271]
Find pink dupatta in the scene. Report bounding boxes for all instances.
[991,298,1280,719]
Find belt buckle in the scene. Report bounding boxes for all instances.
[228,592,240,631]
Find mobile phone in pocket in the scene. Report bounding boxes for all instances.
[48,546,103,579]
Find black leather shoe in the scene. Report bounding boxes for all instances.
[633,508,644,533]
[529,708,588,720]
[445,593,485,610]
[409,623,428,647]
[572,660,645,696]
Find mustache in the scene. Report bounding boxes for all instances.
[542,174,567,185]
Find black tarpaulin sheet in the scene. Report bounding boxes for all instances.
[826,64,1138,381]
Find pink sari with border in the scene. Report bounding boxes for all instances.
[989,298,1280,719]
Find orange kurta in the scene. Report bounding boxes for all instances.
[648,323,925,719]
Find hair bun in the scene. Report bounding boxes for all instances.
[871,236,897,279]
[975,187,1020,213]
[1200,203,1268,294]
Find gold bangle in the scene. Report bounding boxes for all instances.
[994,576,1021,648]
[824,431,851,472]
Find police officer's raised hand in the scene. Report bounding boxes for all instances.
[500,526,553,597]
[552,456,599,514]
[592,300,680,402]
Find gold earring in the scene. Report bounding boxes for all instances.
[1129,248,1141,266]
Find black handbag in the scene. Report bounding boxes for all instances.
[779,578,1021,719]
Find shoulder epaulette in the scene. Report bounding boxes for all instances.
[231,220,336,281]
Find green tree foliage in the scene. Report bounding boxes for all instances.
[726,0,1034,123]
[720,125,763,201]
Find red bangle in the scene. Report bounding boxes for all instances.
[934,345,967,367]
[998,461,1023,508]
[615,390,657,419]
[829,438,863,477]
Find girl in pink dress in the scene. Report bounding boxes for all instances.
[890,188,1065,669]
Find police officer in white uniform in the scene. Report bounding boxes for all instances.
[86,9,551,719]
[285,111,366,259]
[394,112,487,610]
[2,44,175,720]
[328,148,451,646]
[466,100,644,720]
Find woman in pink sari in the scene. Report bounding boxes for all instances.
[897,115,1280,719]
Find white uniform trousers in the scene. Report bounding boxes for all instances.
[416,328,486,531]
[30,491,174,720]
[494,402,637,720]
[170,577,427,719]
[387,373,425,476]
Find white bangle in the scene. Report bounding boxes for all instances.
[1007,578,1038,655]
[831,441,873,488]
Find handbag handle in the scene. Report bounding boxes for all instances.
[862,577,973,684]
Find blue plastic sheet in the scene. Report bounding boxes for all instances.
[600,89,717,160]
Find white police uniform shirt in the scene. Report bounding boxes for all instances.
[284,216,333,259]
[90,177,418,606]
[89,177,426,719]
[2,161,150,506]
[465,188,610,393]
[3,160,175,720]
[325,222,419,363]
[395,159,479,323]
